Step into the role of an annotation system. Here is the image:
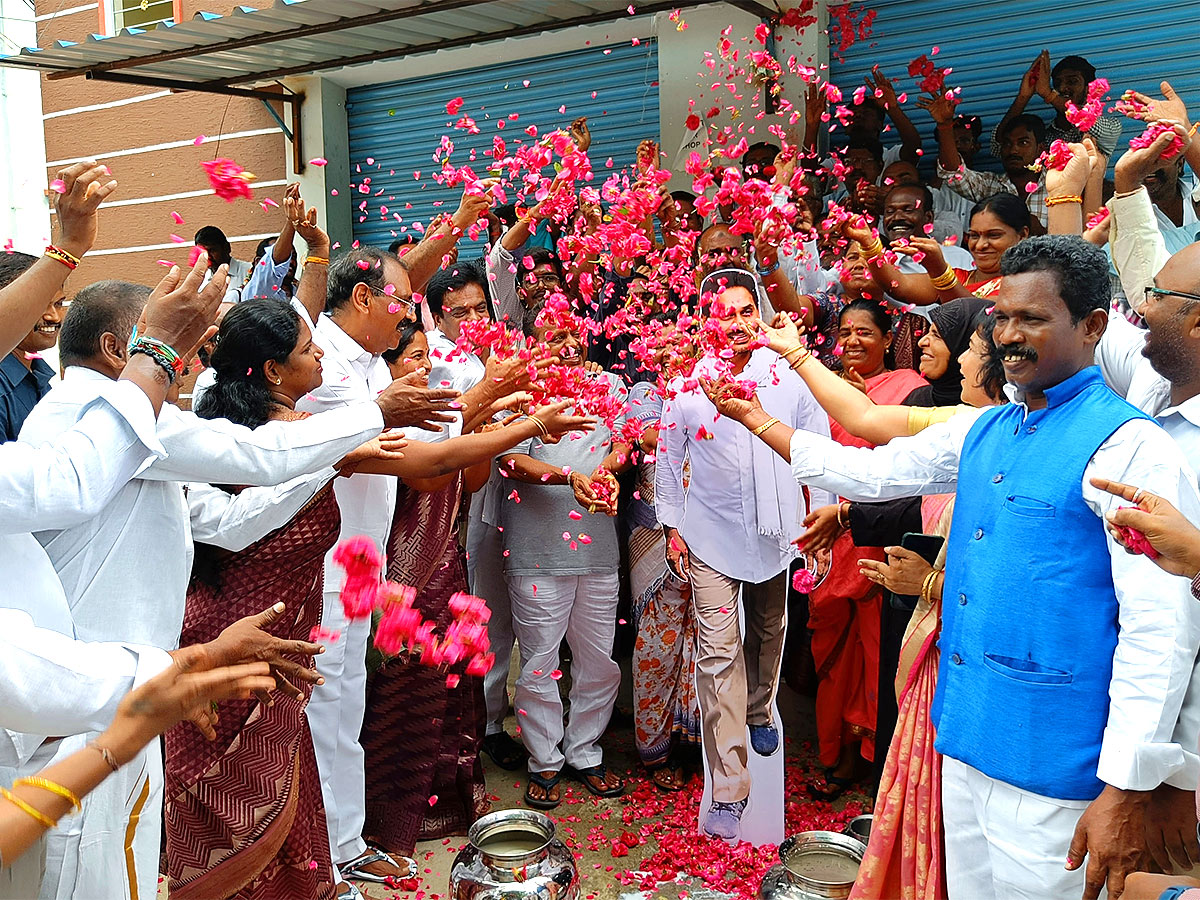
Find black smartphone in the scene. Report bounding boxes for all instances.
[889,532,946,612]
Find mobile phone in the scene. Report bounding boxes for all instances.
[889,532,946,612]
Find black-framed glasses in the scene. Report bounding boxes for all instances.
[1145,285,1200,305]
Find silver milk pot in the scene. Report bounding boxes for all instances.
[759,830,866,900]
[450,809,579,900]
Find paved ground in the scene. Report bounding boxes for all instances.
[356,657,872,900]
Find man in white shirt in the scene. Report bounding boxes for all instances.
[19,278,424,900]
[656,269,831,842]
[733,236,1200,898]
[295,247,459,888]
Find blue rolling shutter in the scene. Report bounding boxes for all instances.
[830,0,1200,174]
[347,39,659,252]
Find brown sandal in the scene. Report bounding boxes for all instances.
[648,763,687,792]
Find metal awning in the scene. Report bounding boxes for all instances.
[2,0,776,103]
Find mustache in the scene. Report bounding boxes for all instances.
[1001,344,1038,362]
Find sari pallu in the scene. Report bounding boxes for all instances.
[165,486,339,900]
[850,494,954,900]
[362,476,489,856]
[810,368,927,769]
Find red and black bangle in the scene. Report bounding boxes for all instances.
[44,244,80,270]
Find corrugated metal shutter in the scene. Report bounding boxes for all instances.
[830,0,1200,174]
[346,39,659,252]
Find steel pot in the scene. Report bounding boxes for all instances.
[450,808,579,900]
[759,830,866,900]
[844,814,872,845]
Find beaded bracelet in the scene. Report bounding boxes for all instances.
[13,777,81,812]
[0,786,57,829]
[129,336,183,384]
[44,244,80,270]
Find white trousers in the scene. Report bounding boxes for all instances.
[306,588,371,867]
[507,573,621,773]
[467,520,515,736]
[39,736,160,900]
[942,755,1098,899]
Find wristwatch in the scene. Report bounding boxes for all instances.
[1191,570,1200,602]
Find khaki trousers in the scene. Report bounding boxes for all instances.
[690,554,787,803]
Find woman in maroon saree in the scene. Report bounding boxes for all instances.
[165,300,353,899]
[360,327,489,856]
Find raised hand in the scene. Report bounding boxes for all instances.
[1046,139,1094,198]
[761,311,806,356]
[866,67,899,111]
[569,116,592,153]
[699,375,763,423]
[142,251,228,355]
[798,504,845,554]
[1119,81,1191,128]
[1113,121,1192,193]
[917,91,956,126]
[892,236,948,274]
[53,160,119,258]
[335,432,408,473]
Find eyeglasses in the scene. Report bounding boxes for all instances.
[365,284,416,316]
[444,303,491,320]
[1145,285,1200,306]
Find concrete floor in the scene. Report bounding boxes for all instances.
[356,652,873,900]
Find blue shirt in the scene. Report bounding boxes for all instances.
[0,353,53,442]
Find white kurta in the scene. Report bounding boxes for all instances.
[295,308,397,867]
[17,365,382,900]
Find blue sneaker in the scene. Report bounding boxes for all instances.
[749,723,779,756]
[703,797,748,841]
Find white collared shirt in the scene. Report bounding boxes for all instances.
[20,366,383,649]
[787,389,1200,792]
[0,379,168,767]
[296,309,398,590]
[656,348,833,583]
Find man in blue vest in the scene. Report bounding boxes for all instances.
[716,235,1200,898]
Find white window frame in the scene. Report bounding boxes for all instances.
[100,0,177,35]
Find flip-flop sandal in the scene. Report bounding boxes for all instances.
[566,763,625,798]
[336,883,364,900]
[339,849,417,884]
[482,732,527,770]
[806,775,857,802]
[524,771,562,809]
[647,763,687,793]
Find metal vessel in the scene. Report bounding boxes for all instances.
[759,830,866,900]
[844,814,873,845]
[449,809,579,900]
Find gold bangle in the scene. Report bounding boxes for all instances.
[920,569,941,605]
[751,416,781,437]
[88,743,120,773]
[836,501,850,529]
[528,414,549,437]
[930,269,960,290]
[789,351,812,370]
[862,238,885,260]
[13,778,82,812]
[781,346,805,361]
[1046,195,1083,206]
[0,786,58,829]
[304,255,329,265]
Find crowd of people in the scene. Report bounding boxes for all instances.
[3,32,1200,900]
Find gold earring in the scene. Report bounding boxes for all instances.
[272,377,282,385]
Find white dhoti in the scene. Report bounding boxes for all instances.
[942,755,1098,899]
[306,587,371,867]
[467,517,515,736]
[39,736,160,900]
